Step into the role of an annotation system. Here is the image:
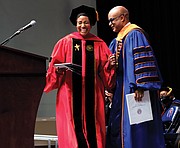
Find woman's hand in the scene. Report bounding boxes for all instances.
[55,67,68,75]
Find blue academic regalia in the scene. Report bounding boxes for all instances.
[106,28,166,148]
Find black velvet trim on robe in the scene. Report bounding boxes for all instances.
[72,39,97,148]
[85,40,97,148]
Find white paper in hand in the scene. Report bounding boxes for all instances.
[126,90,153,125]
[54,63,82,75]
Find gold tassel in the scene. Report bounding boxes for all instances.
[96,11,99,21]
[167,87,172,96]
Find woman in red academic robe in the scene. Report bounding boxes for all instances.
[44,5,116,148]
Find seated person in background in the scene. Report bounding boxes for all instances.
[159,86,176,115]
[160,87,180,147]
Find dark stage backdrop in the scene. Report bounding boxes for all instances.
[96,0,180,99]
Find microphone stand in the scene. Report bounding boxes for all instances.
[0,20,36,46]
[0,30,21,46]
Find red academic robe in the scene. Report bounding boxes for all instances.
[44,32,116,148]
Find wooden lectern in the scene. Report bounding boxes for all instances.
[0,45,48,148]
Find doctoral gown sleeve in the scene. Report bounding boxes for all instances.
[98,41,116,92]
[44,37,70,93]
[124,30,163,91]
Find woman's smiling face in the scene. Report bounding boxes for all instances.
[76,15,92,37]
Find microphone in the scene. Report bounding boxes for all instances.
[0,20,37,46]
[16,20,36,33]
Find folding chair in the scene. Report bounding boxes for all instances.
[162,100,180,147]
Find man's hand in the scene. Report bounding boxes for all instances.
[134,88,144,101]
[109,54,116,66]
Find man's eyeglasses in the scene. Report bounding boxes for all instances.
[108,14,124,24]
